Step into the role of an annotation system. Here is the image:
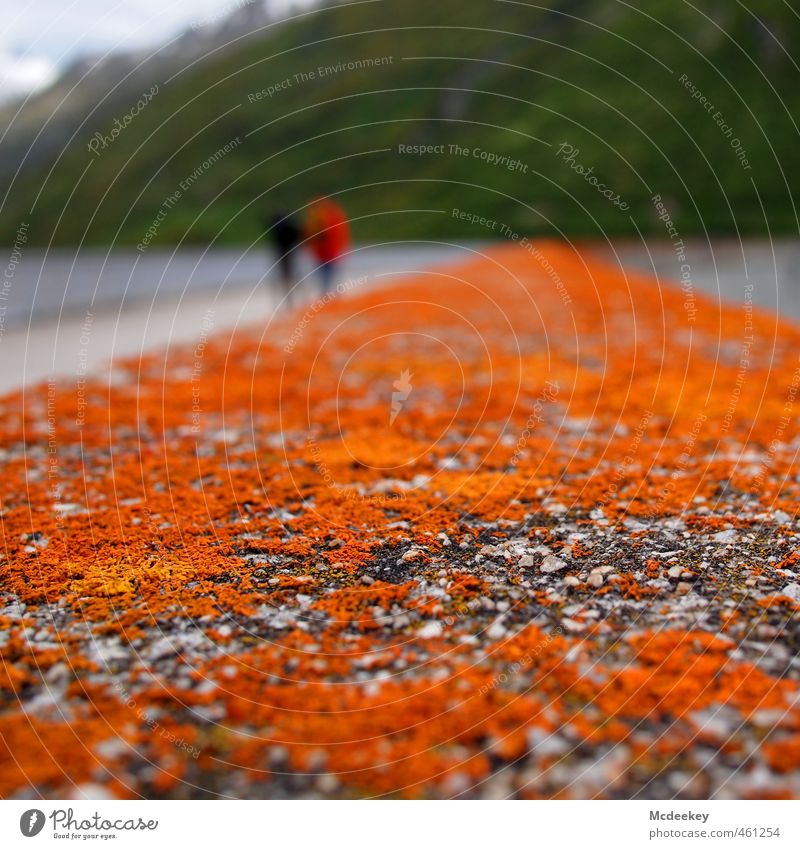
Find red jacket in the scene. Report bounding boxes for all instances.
[305,199,350,262]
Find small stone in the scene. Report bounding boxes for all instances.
[70,783,113,801]
[561,618,584,633]
[563,576,580,587]
[781,582,800,601]
[667,565,684,579]
[518,554,534,568]
[317,773,340,794]
[417,622,443,639]
[487,621,507,639]
[268,745,289,764]
[45,662,70,682]
[541,555,567,573]
[712,529,738,543]
[587,572,604,588]
[676,581,693,594]
[95,738,128,761]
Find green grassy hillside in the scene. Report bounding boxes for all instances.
[2,0,799,246]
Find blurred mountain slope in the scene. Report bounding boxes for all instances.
[1,0,798,245]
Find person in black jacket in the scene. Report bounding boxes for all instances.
[264,210,300,305]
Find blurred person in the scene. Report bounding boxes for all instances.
[304,196,350,294]
[264,210,301,305]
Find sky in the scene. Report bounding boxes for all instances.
[0,0,311,103]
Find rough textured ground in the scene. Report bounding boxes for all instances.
[1,242,799,799]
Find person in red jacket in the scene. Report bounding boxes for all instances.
[304,196,351,294]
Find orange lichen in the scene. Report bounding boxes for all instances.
[1,242,799,799]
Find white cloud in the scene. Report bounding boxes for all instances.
[0,51,57,103]
[0,0,318,102]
